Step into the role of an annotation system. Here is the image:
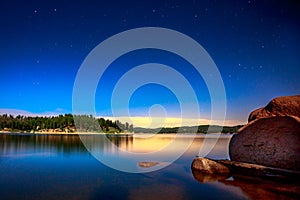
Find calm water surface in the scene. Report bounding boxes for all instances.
[0,133,297,200]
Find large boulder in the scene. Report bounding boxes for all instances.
[229,116,300,171]
[248,95,300,122]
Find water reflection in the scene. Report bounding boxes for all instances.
[79,134,232,173]
[0,134,139,157]
[1,133,267,200]
[107,135,133,151]
[0,133,231,174]
[0,133,87,157]
[221,174,300,200]
[192,169,230,183]
[0,133,231,159]
[192,166,300,199]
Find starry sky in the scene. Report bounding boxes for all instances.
[0,0,299,126]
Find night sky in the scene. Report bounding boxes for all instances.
[0,0,299,126]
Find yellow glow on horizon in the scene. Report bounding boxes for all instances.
[102,116,245,128]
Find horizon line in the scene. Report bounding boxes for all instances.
[0,108,246,128]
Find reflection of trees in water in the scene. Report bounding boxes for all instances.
[0,134,134,156]
[106,135,133,150]
[0,134,87,156]
[79,135,133,153]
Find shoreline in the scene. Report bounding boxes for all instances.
[0,131,134,135]
[0,131,233,137]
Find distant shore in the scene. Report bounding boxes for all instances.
[0,131,234,136]
[0,130,134,135]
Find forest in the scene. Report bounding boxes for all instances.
[0,114,133,133]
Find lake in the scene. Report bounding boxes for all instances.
[0,133,298,200]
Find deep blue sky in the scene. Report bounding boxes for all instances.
[0,0,299,124]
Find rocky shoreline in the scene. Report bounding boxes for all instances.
[191,158,300,200]
[192,157,300,179]
[191,95,300,198]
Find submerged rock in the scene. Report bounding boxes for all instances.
[248,95,300,122]
[191,157,230,175]
[229,116,300,171]
[138,161,159,168]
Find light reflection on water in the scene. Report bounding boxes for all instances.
[0,133,230,158]
[78,134,231,173]
[1,133,296,200]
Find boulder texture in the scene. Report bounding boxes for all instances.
[229,116,300,171]
[248,95,300,122]
[191,157,230,174]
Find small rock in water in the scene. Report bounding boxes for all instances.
[138,161,160,168]
[191,157,230,174]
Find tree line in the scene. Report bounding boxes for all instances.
[0,114,133,133]
[157,125,243,134]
